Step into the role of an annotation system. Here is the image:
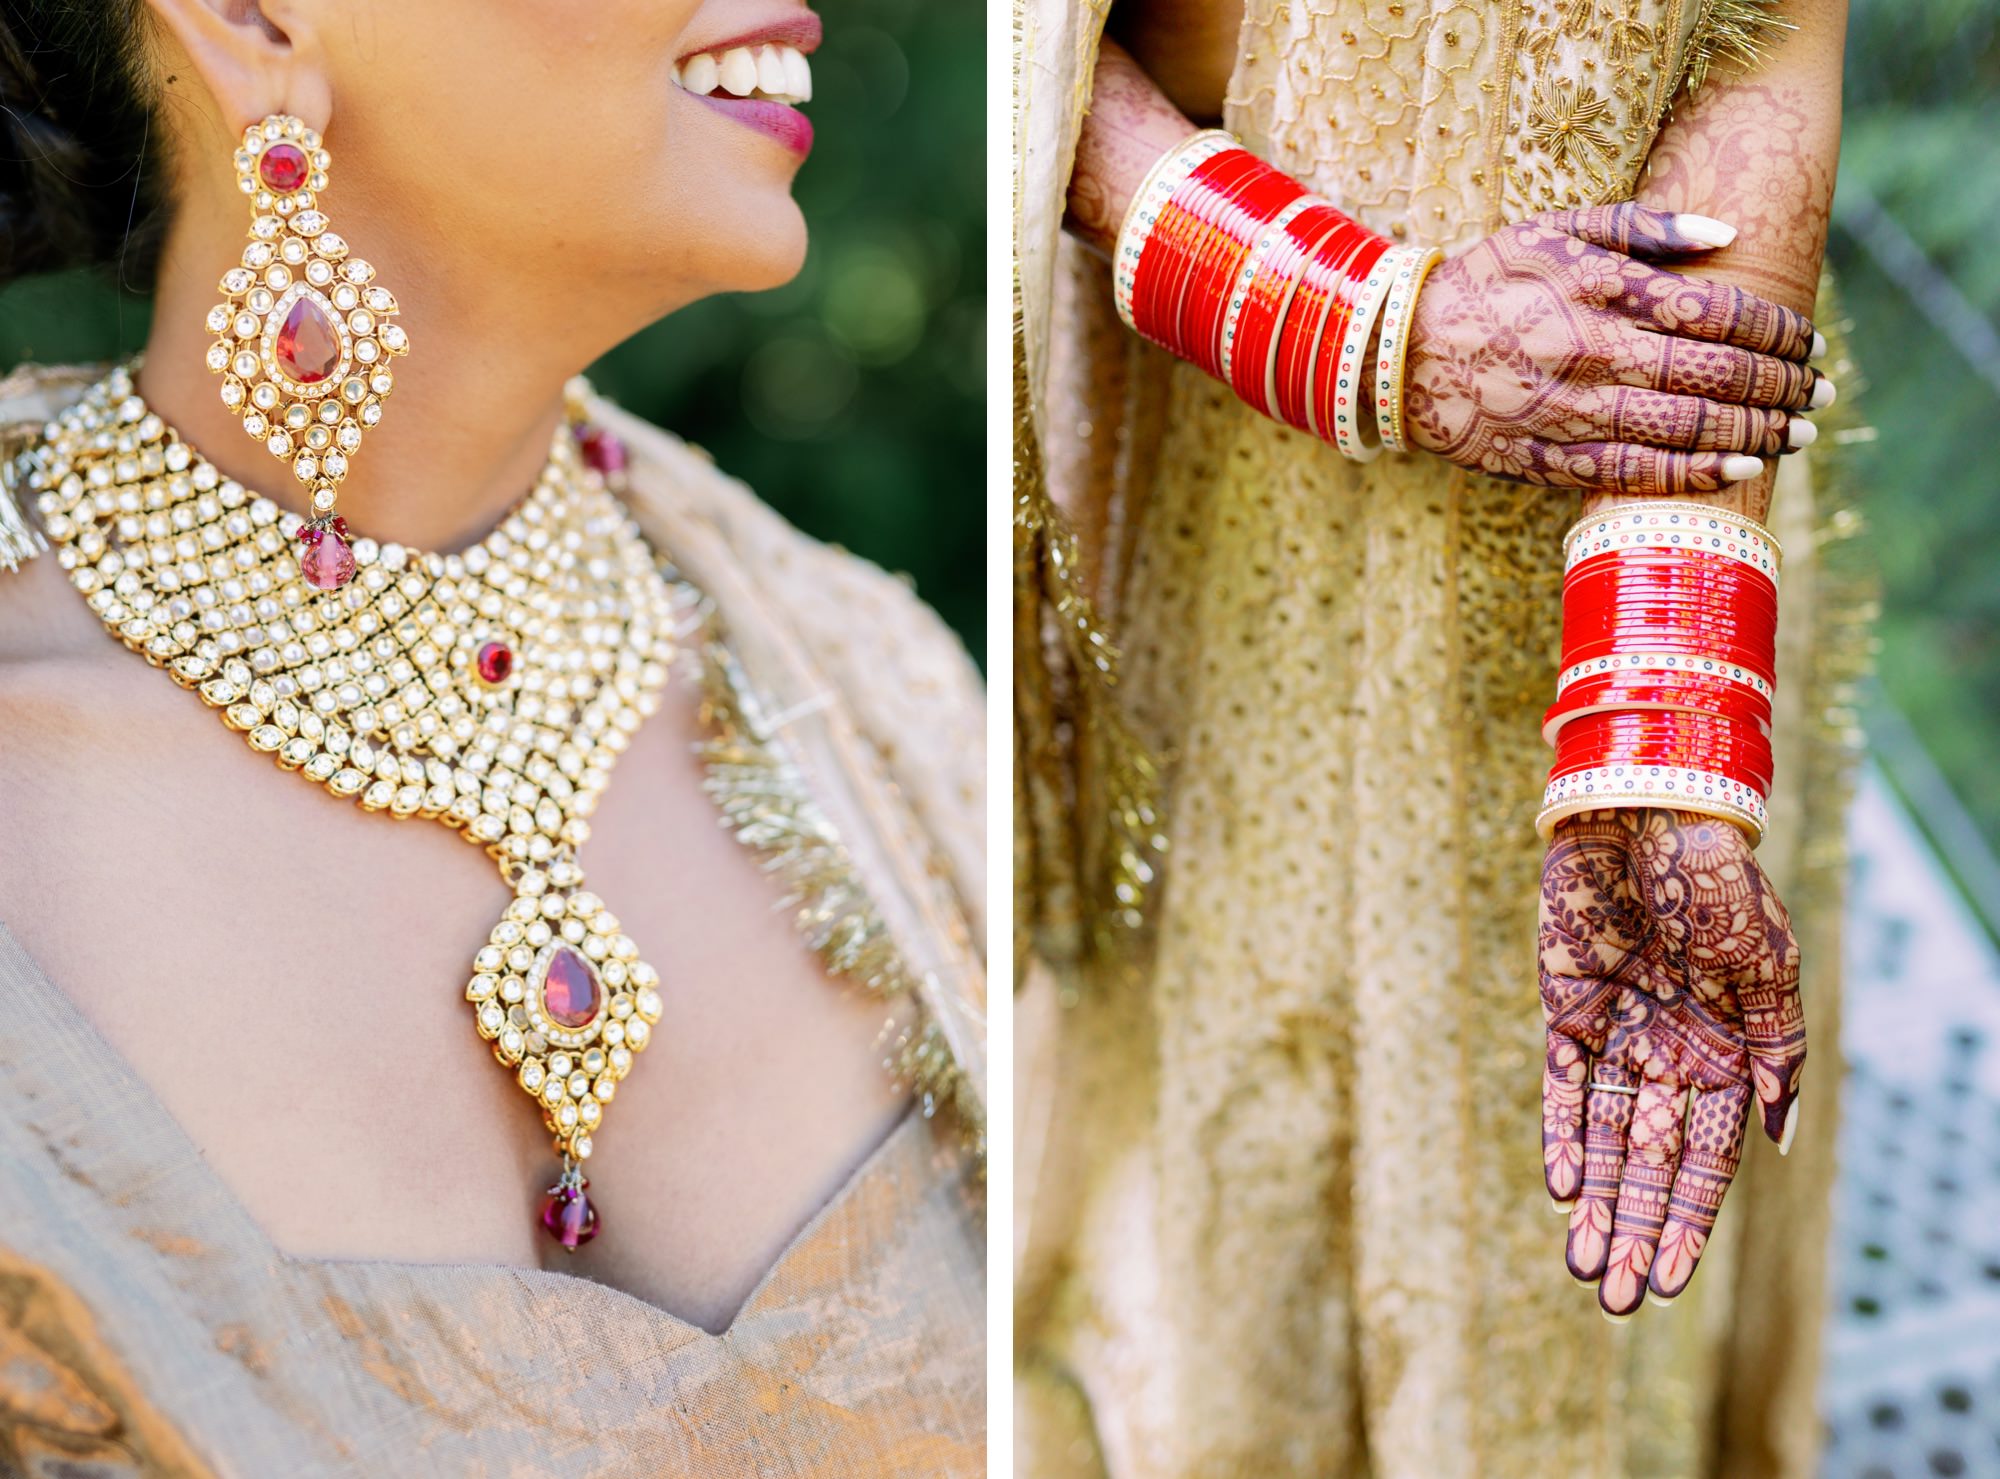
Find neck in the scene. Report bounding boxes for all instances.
[138,227,579,553]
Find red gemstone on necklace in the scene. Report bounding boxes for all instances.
[541,945,602,1029]
[275,296,341,383]
[540,1181,599,1252]
[475,640,514,686]
[259,142,310,193]
[301,529,355,589]
[577,424,628,476]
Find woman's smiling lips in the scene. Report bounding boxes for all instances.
[674,13,820,157]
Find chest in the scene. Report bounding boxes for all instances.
[3,656,908,1328]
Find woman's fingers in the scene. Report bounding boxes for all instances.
[1598,1080,1686,1318]
[1510,439,1764,496]
[1741,983,1807,1149]
[1539,201,1737,260]
[1580,386,1803,455]
[1648,1081,1753,1304]
[1565,1062,1637,1282]
[1625,269,1818,362]
[1616,332,1825,411]
[1543,1032,1590,1204]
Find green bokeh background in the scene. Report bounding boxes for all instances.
[0,0,985,657]
[1830,0,2000,892]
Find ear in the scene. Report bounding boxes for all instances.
[145,0,333,133]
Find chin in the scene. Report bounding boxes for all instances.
[711,203,809,294]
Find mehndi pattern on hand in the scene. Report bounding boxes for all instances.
[1540,806,1805,1318]
[1404,201,1827,496]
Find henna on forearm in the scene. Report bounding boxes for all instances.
[1613,0,1848,523]
[1065,40,1201,259]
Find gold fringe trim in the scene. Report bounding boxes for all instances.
[0,363,107,574]
[1791,266,1879,948]
[1675,0,1797,99]
[0,441,48,573]
[680,580,985,1161]
[1013,289,1165,976]
[1,412,49,574]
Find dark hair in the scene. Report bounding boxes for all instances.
[0,1,165,290]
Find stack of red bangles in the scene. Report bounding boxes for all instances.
[1113,129,1442,459]
[1536,502,1784,843]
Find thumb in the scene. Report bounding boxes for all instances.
[1750,1053,1804,1152]
[1538,201,1739,260]
[1743,986,1807,1151]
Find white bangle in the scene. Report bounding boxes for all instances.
[1327,249,1402,461]
[1372,246,1442,453]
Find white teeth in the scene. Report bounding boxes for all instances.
[782,46,812,101]
[675,42,812,104]
[679,52,718,94]
[756,46,788,96]
[717,47,759,97]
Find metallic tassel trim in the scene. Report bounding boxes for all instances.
[0,427,49,573]
[1012,291,1166,974]
[1792,268,1879,927]
[1677,0,1797,98]
[678,580,985,1160]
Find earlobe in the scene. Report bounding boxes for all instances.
[145,0,332,133]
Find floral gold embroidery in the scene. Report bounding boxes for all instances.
[1528,78,1617,175]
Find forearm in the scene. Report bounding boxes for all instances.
[1612,0,1848,521]
[1063,40,1197,259]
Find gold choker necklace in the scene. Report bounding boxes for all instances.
[18,365,678,1250]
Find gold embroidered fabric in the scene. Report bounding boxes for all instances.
[1014,4,1864,1476]
[0,367,988,1476]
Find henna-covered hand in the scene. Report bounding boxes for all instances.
[1404,202,1831,496]
[1539,809,1805,1318]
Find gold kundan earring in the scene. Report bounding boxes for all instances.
[205,114,409,590]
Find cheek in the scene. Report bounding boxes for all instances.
[328,0,800,300]
[334,0,685,220]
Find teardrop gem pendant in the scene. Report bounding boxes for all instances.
[464,858,664,1247]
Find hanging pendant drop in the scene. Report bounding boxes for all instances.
[541,1167,599,1252]
[464,858,665,1245]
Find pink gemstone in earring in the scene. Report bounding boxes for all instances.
[259,142,310,193]
[275,296,342,384]
[300,525,355,589]
[577,424,628,476]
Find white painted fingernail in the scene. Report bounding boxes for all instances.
[1646,1289,1678,1309]
[1778,1099,1799,1156]
[1675,213,1737,248]
[1810,377,1837,410]
[1811,331,1828,358]
[1722,454,1765,482]
[1551,1195,1576,1216]
[1601,1307,1635,1325]
[1787,418,1818,449]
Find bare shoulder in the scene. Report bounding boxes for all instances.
[0,555,181,734]
[0,556,197,914]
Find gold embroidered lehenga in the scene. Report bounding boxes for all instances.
[1014,3,1869,1475]
[0,364,987,1477]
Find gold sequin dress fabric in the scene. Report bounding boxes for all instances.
[0,367,988,1477]
[1014,4,1864,1475]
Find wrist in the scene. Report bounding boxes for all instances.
[1537,502,1784,845]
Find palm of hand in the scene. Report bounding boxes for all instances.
[1402,206,1818,494]
[1538,808,1804,1317]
